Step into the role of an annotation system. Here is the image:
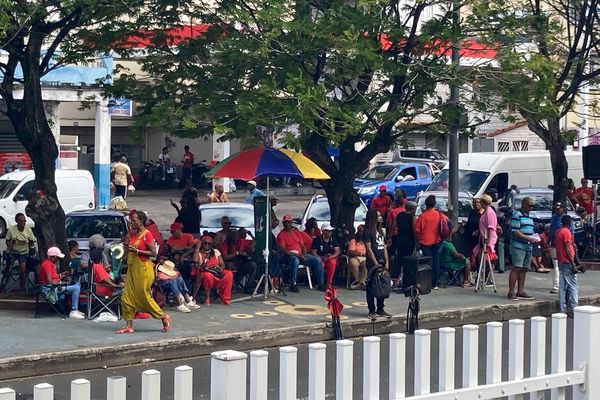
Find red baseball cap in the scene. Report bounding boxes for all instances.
[379,185,387,191]
[282,214,293,222]
[200,235,213,243]
[170,222,183,232]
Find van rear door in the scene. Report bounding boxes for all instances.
[56,174,94,213]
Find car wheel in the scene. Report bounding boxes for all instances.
[0,218,6,238]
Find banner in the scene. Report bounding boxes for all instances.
[253,196,268,258]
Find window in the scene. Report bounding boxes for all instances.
[15,181,34,200]
[65,216,128,239]
[512,141,529,151]
[0,180,19,199]
[307,200,367,222]
[497,142,510,152]
[359,165,397,180]
[429,169,490,195]
[400,167,417,180]
[417,165,429,180]
[200,207,255,229]
[486,172,509,198]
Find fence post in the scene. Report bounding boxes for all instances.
[551,313,567,400]
[309,343,326,400]
[174,366,193,400]
[71,379,90,400]
[107,377,126,400]
[0,388,16,400]
[414,329,431,395]
[250,350,269,400]
[336,339,354,400]
[462,325,479,388]
[486,322,503,385]
[211,350,248,400]
[508,319,525,400]
[389,333,406,399]
[33,383,53,400]
[573,306,600,400]
[439,327,455,392]
[363,336,380,400]
[142,369,160,400]
[280,346,298,400]
[530,316,546,400]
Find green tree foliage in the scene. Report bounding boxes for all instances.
[466,0,600,202]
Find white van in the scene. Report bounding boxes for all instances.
[427,151,584,200]
[0,169,95,237]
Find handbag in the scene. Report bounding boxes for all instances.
[151,283,166,307]
[367,266,392,299]
[26,250,40,272]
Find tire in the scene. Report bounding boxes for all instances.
[0,218,6,238]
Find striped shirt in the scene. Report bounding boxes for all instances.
[510,210,534,251]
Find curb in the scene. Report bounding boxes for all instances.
[2,295,599,381]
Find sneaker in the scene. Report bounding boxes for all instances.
[177,304,191,313]
[516,292,535,300]
[367,312,378,321]
[186,301,201,310]
[550,288,558,294]
[289,285,300,293]
[376,310,392,318]
[433,286,439,290]
[69,310,85,320]
[507,294,519,301]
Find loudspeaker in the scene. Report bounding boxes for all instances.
[582,145,600,180]
[402,255,433,296]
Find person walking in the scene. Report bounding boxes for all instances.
[414,195,444,289]
[5,213,36,291]
[116,210,170,334]
[554,214,579,314]
[111,156,133,199]
[507,197,537,301]
[363,209,391,320]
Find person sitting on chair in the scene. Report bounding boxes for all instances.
[80,234,110,270]
[165,222,198,282]
[90,249,123,297]
[219,229,258,294]
[347,225,368,290]
[39,247,85,320]
[441,232,472,287]
[310,223,340,288]
[192,235,233,305]
[156,260,200,312]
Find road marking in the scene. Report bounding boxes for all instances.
[263,300,285,306]
[255,311,279,317]
[230,313,254,319]
[352,302,368,307]
[274,304,330,316]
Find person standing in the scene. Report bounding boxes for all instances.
[549,203,572,294]
[245,180,266,204]
[477,194,499,271]
[116,210,170,334]
[181,145,195,187]
[5,213,36,291]
[575,178,594,216]
[370,185,392,221]
[554,214,579,314]
[507,197,537,301]
[414,195,444,289]
[209,184,229,203]
[391,201,417,285]
[174,194,202,238]
[363,209,391,320]
[158,147,171,181]
[111,156,133,199]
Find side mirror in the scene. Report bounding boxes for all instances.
[292,217,302,225]
[13,193,27,202]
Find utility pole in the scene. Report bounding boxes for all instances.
[448,0,461,227]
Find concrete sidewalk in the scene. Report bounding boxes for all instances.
[1,269,599,381]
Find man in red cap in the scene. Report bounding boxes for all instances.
[192,235,233,304]
[165,222,198,282]
[370,185,392,221]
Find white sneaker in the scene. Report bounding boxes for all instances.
[177,304,191,313]
[69,310,85,320]
[186,301,201,310]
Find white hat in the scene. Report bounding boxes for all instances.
[247,180,257,187]
[157,260,178,277]
[47,247,65,258]
[321,223,334,231]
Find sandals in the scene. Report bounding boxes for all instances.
[115,326,134,334]
[162,314,171,332]
[462,282,474,288]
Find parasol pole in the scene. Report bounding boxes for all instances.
[264,177,270,298]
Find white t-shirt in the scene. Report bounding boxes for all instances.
[159,153,170,165]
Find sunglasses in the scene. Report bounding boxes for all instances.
[202,241,212,245]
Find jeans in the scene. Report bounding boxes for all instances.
[159,277,188,297]
[303,255,324,285]
[59,283,81,311]
[279,254,300,286]
[115,185,126,199]
[366,265,385,313]
[421,241,443,287]
[558,262,578,313]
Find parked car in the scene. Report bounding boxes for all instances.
[295,195,367,231]
[497,187,586,250]
[65,210,129,251]
[354,162,434,205]
[0,169,96,237]
[199,202,255,236]
[414,191,474,224]
[392,147,448,168]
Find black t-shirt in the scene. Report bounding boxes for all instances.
[362,229,386,266]
[395,212,415,246]
[175,207,201,234]
[312,236,338,256]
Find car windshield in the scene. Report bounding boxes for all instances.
[200,207,254,228]
[428,169,490,194]
[359,165,397,181]
[416,196,474,218]
[66,215,128,239]
[0,180,19,199]
[514,193,573,212]
[307,200,367,222]
[428,151,445,160]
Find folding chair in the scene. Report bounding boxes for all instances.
[34,268,69,319]
[445,267,464,287]
[297,264,313,289]
[86,264,122,320]
[0,251,35,294]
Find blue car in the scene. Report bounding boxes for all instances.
[353,162,434,206]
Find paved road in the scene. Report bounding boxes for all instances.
[0,321,574,399]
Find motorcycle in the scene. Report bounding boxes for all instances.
[138,161,178,189]
[179,160,212,188]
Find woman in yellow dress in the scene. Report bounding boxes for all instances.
[116,210,171,334]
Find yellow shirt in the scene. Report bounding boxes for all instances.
[6,225,36,254]
[112,162,131,186]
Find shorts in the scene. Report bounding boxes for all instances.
[509,246,532,269]
[532,243,542,257]
[7,253,27,263]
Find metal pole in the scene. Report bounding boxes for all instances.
[264,177,270,298]
[448,1,461,226]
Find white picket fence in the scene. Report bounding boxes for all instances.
[1,306,599,400]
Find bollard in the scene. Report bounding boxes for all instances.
[363,337,380,400]
[336,339,354,400]
[211,350,248,400]
[414,329,431,395]
[174,366,193,400]
[142,370,160,400]
[439,327,455,392]
[0,388,16,400]
[308,343,326,400]
[33,383,53,400]
[389,333,406,399]
[250,350,268,400]
[71,379,90,400]
[279,346,298,400]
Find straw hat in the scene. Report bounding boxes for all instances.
[157,260,178,277]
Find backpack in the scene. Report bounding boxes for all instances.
[438,212,451,240]
[367,266,392,299]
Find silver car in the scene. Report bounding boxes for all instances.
[392,147,448,168]
[199,202,256,235]
[415,191,474,224]
[296,195,367,231]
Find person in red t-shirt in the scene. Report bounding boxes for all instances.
[90,249,123,298]
[220,229,258,293]
[39,246,85,320]
[575,178,594,215]
[553,214,579,313]
[165,222,198,282]
[370,185,392,221]
[181,145,195,187]
[192,235,233,304]
[276,215,304,292]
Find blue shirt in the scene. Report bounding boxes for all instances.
[549,213,574,246]
[510,210,534,251]
[246,188,266,204]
